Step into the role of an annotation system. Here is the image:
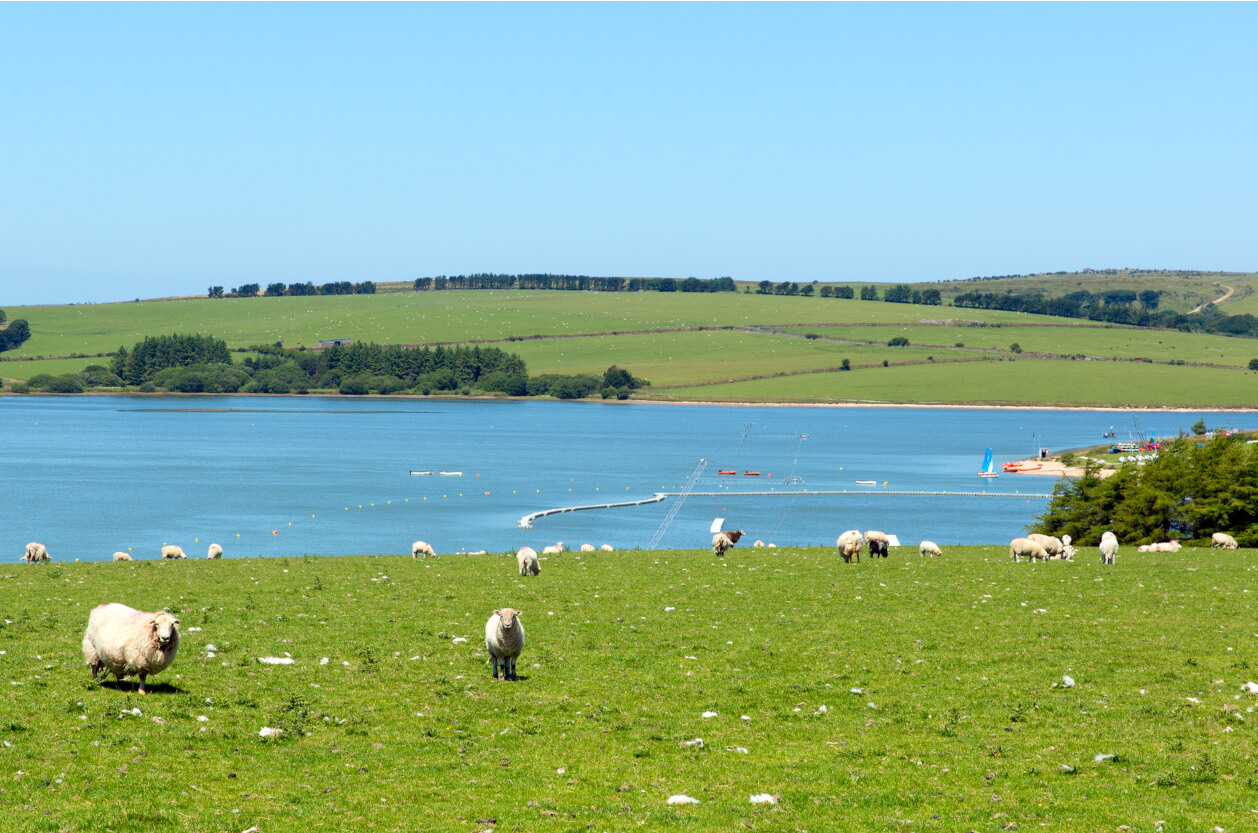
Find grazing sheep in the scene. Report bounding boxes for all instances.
[82,603,180,694]
[1009,537,1048,563]
[865,530,890,558]
[753,540,766,548]
[160,545,186,559]
[1138,541,1182,553]
[600,544,614,552]
[580,544,595,553]
[207,543,223,559]
[837,530,863,563]
[22,542,50,563]
[1212,532,1239,550]
[412,540,435,558]
[485,608,525,681]
[1099,532,1118,565]
[1027,534,1064,559]
[542,542,565,554]
[919,540,942,557]
[517,547,540,576]
[712,530,744,557]
[112,552,133,562]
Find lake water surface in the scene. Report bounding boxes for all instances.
[5,396,1255,562]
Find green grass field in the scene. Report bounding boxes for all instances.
[5,547,1257,832]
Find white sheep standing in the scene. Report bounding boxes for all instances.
[712,530,743,557]
[1027,534,1064,559]
[112,551,133,562]
[837,530,863,563]
[485,608,526,681]
[1099,531,1118,565]
[517,547,540,576]
[580,544,595,553]
[865,530,890,558]
[600,544,614,552]
[207,543,223,559]
[412,540,435,558]
[919,540,942,557]
[1009,537,1048,563]
[1212,532,1239,550]
[160,545,186,559]
[82,603,180,694]
[22,542,50,563]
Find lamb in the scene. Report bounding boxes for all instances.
[580,544,595,553]
[753,540,766,548]
[865,530,890,558]
[1212,532,1239,550]
[207,543,223,559]
[82,603,180,694]
[919,540,942,557]
[1060,534,1076,561]
[837,530,863,563]
[542,542,565,554]
[1027,534,1064,559]
[600,544,614,552]
[517,547,540,576]
[712,530,744,557]
[1009,537,1048,563]
[22,542,50,563]
[412,540,435,558]
[1099,531,1118,565]
[160,545,186,559]
[112,551,133,562]
[485,608,526,681]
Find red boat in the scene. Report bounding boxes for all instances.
[717,470,737,475]
[743,471,761,476]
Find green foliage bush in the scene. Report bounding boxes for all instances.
[339,377,369,395]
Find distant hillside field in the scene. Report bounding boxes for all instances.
[4,286,1258,407]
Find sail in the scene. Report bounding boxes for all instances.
[982,447,993,473]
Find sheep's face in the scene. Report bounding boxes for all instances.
[727,530,744,543]
[153,612,180,648]
[496,608,520,631]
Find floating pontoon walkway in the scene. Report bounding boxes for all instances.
[517,488,1051,529]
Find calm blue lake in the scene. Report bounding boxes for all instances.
[4,396,1254,562]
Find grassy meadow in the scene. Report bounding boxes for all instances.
[4,546,1257,832]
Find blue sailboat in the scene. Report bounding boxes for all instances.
[978,447,999,478]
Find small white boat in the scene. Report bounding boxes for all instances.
[854,480,877,486]
[409,470,435,476]
[439,471,463,477]
[978,447,999,478]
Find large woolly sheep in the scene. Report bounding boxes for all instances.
[1009,537,1048,563]
[485,608,526,681]
[753,540,766,548]
[112,551,133,562]
[1027,534,1064,559]
[412,541,435,558]
[82,603,180,694]
[837,530,863,563]
[22,542,50,563]
[865,530,890,558]
[517,547,540,576]
[600,544,614,552]
[1138,541,1182,553]
[542,542,565,555]
[207,543,223,559]
[160,545,186,560]
[919,540,942,557]
[580,544,595,553]
[712,530,743,557]
[1099,532,1118,565]
[1212,532,1239,550]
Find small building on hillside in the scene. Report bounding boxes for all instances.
[317,338,353,348]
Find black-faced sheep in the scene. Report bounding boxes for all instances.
[712,530,743,557]
[837,530,863,563]
[517,547,540,576]
[865,530,890,558]
[485,608,526,681]
[82,603,180,694]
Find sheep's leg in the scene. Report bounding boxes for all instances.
[490,657,498,679]
[137,673,148,695]
[506,656,517,681]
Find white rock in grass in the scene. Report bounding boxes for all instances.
[667,794,700,805]
[197,716,209,722]
[683,738,704,748]
[816,705,828,714]
[702,711,719,719]
[320,657,329,665]
[741,715,751,722]
[1094,753,1114,762]
[1186,697,1201,704]
[850,688,863,695]
[452,637,467,644]
[749,793,777,805]
[734,746,749,754]
[258,726,284,738]
[259,657,294,665]
[1241,681,1258,694]
[1061,675,1075,688]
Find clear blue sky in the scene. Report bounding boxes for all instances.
[2,3,1255,306]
